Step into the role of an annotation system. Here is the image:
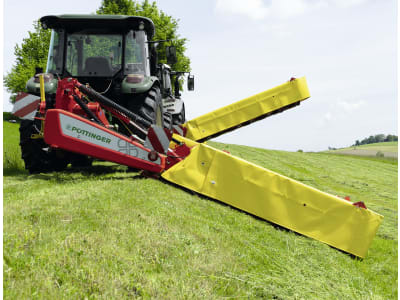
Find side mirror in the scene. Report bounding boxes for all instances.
[166,46,177,65]
[187,75,194,91]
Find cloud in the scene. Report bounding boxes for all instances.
[324,112,333,121]
[215,0,269,20]
[336,99,366,113]
[268,0,318,18]
[215,0,369,20]
[330,0,368,8]
[319,98,366,126]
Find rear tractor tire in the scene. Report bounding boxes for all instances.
[70,153,93,168]
[136,85,172,134]
[19,118,69,174]
[138,86,164,127]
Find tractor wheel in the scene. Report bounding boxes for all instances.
[172,103,186,125]
[163,112,173,130]
[19,118,69,174]
[127,86,172,139]
[138,85,164,128]
[70,153,93,168]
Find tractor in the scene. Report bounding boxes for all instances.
[21,14,193,173]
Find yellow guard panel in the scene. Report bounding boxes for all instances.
[162,143,383,258]
[183,77,310,142]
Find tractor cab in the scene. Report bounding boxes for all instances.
[28,15,155,95]
[46,24,150,79]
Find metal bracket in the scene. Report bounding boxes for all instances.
[31,133,43,139]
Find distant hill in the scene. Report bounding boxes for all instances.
[326,141,398,158]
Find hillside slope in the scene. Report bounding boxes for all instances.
[327,141,398,158]
[3,122,398,299]
[356,141,398,152]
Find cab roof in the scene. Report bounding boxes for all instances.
[40,14,155,39]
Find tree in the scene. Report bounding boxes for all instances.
[354,134,398,146]
[366,135,375,144]
[385,134,398,142]
[97,0,191,73]
[374,134,385,143]
[4,21,51,101]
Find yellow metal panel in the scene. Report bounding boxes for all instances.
[170,134,199,149]
[183,77,310,141]
[162,143,383,258]
[39,74,46,103]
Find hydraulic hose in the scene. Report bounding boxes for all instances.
[77,83,152,128]
[72,95,102,125]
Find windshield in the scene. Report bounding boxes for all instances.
[125,30,150,76]
[46,30,64,74]
[66,33,123,77]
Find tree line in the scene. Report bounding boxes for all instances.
[354,134,398,146]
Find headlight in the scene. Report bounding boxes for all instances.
[126,74,144,83]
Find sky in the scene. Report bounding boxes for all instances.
[2,0,398,151]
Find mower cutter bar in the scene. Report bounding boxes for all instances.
[162,136,383,258]
[183,77,310,142]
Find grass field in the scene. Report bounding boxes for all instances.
[3,121,25,174]
[355,141,398,152]
[3,121,398,299]
[327,141,398,158]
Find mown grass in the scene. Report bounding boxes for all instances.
[3,121,25,175]
[329,141,398,154]
[4,122,398,299]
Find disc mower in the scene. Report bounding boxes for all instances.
[13,15,383,258]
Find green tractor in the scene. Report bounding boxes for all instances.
[21,14,194,172]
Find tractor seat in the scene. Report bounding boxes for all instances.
[83,56,112,76]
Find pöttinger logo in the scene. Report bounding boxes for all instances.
[67,124,112,144]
